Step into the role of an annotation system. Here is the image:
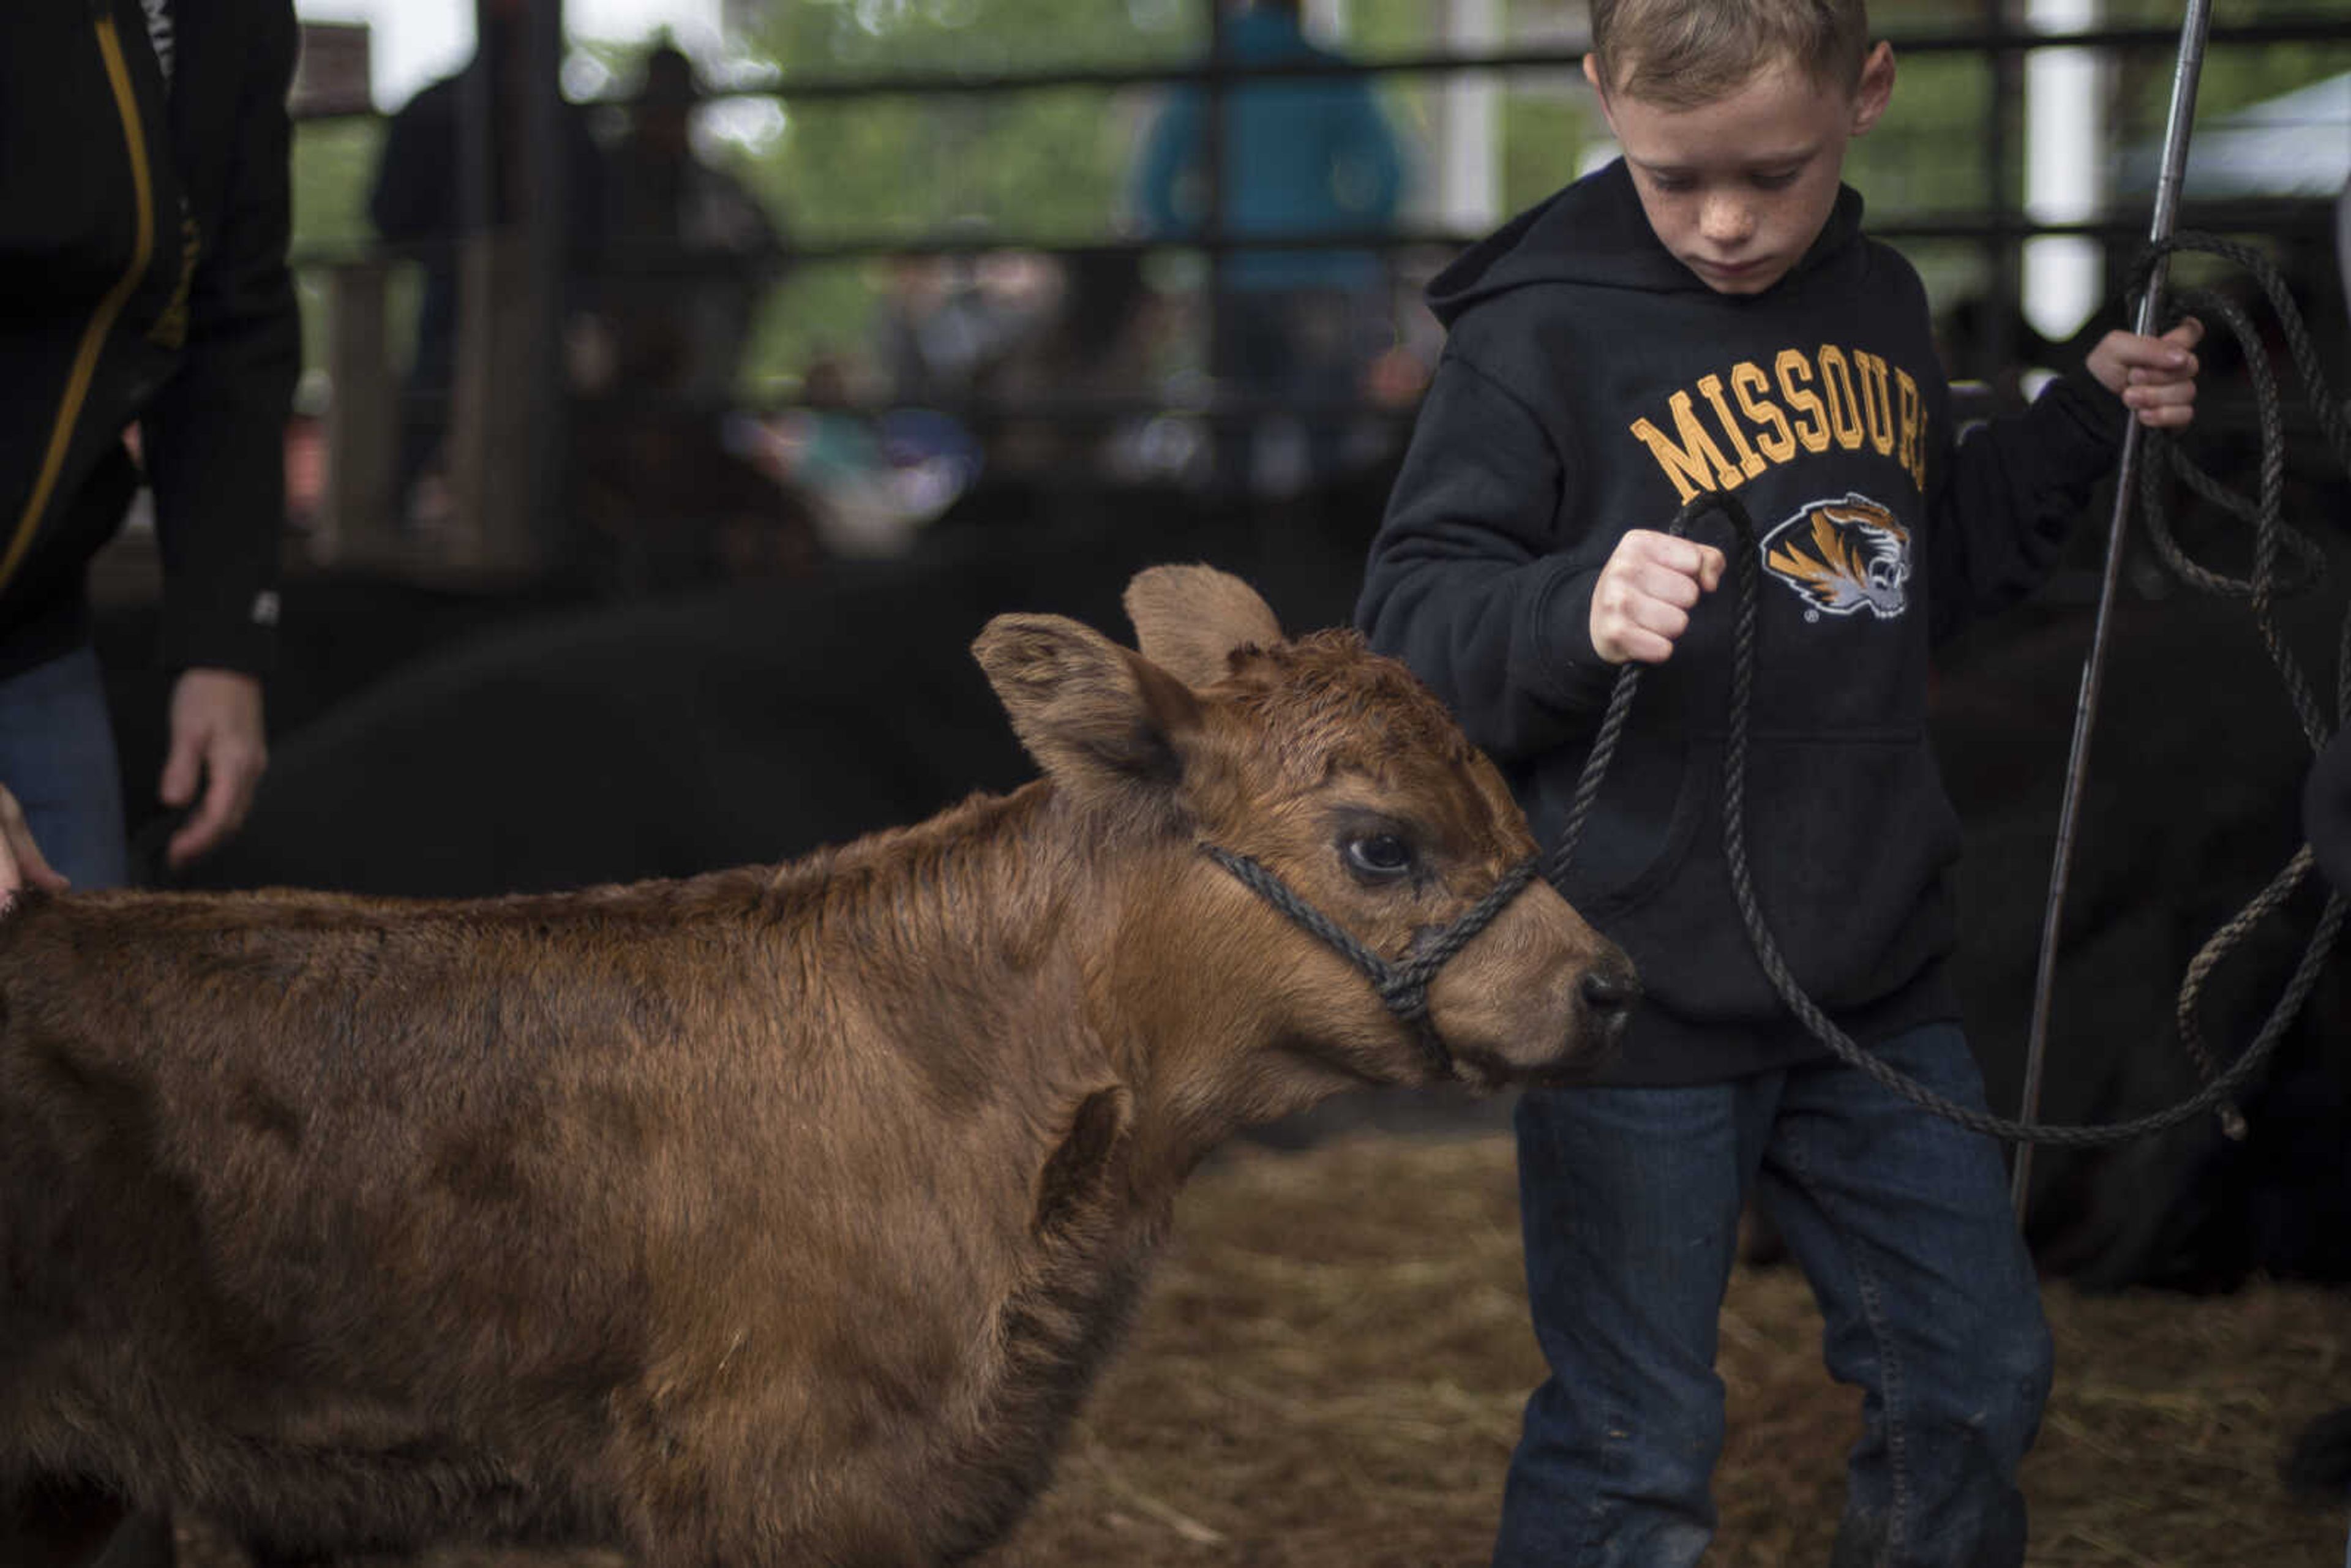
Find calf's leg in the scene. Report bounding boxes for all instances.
[86,1510,176,1568]
[0,1478,134,1568]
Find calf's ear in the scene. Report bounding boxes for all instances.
[973,613,1202,792]
[1123,565,1284,689]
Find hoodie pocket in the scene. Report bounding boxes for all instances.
[1545,733,1716,925]
[1580,733,1964,1024]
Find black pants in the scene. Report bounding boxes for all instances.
[1208,286,1368,497]
[89,1513,175,1568]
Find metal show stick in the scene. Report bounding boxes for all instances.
[2011,0,2214,1222]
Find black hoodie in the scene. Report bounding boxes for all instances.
[0,0,299,682]
[1357,159,2128,1085]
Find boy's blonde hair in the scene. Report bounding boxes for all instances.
[1588,0,1872,109]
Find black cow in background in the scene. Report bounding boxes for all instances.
[116,478,1385,899]
[130,559,1037,900]
[1938,569,2351,1292]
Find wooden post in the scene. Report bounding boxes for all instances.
[445,229,542,578]
[316,259,398,566]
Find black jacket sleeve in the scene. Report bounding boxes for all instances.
[1925,367,2129,644]
[139,4,300,675]
[1354,352,1619,762]
[368,78,456,246]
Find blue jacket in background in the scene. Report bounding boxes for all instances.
[1131,7,1405,294]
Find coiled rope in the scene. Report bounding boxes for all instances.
[1551,232,2349,1147]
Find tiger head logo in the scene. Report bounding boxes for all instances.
[1760,493,1911,619]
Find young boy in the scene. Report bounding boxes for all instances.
[1354,4,2202,1564]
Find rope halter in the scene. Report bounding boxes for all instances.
[1199,842,1545,1079]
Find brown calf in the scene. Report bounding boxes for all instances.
[0,565,1633,1567]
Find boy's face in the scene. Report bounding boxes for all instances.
[1584,43,1895,296]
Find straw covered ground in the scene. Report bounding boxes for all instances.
[179,1131,2347,1568]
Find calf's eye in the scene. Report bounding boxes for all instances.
[1343,833,1414,880]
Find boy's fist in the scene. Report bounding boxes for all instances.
[2086,315,2204,430]
[1589,528,1727,666]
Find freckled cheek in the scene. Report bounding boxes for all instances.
[1777,183,1842,247]
[1637,192,1700,249]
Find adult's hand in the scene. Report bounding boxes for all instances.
[0,783,68,899]
[160,667,268,870]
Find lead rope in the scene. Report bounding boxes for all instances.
[1553,233,2350,1148]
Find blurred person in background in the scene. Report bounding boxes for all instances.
[567,34,813,592]
[1132,0,1406,497]
[599,32,788,407]
[369,0,608,529]
[878,248,1062,411]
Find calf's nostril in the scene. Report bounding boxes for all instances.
[1580,966,1641,1018]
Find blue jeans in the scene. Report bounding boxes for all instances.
[1497,1021,2051,1568]
[0,645,129,890]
